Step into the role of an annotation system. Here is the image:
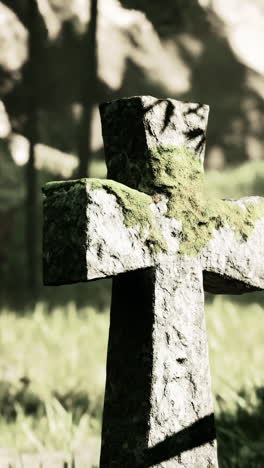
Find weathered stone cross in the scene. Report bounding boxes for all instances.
[43,96,264,467]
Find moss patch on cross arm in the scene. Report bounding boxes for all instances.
[86,179,167,254]
[43,145,264,259]
[148,145,264,256]
[44,178,167,254]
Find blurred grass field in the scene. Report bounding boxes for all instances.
[0,296,264,467]
[1,159,264,467]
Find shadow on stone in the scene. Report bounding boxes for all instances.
[142,413,216,467]
[100,268,155,466]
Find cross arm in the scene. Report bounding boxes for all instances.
[42,178,165,285]
[202,196,264,294]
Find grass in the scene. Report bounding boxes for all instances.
[0,302,108,465]
[206,294,264,467]
[205,159,264,199]
[0,294,263,466]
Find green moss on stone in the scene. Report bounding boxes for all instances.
[44,145,264,259]
[44,178,167,254]
[144,144,204,193]
[86,178,167,254]
[147,145,264,256]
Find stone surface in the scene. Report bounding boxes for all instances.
[43,96,264,467]
[100,259,217,467]
[148,259,214,455]
[43,180,89,285]
[99,96,209,192]
[202,198,264,293]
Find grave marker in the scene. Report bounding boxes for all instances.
[43,96,264,467]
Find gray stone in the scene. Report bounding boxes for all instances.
[43,96,264,467]
[99,96,208,192]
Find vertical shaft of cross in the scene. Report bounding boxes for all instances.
[100,258,217,467]
[100,268,155,467]
[146,258,217,467]
[99,96,218,467]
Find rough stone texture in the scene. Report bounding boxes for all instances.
[100,260,217,467]
[202,198,264,293]
[84,186,154,278]
[42,96,264,467]
[99,96,209,192]
[43,181,89,285]
[43,180,183,285]
[100,268,155,467]
[43,179,156,284]
[148,257,217,467]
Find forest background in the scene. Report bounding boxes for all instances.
[0,1,264,466]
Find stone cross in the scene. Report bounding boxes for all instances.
[43,96,264,468]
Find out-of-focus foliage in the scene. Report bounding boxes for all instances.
[1,0,264,166]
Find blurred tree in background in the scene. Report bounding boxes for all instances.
[77,0,98,178]
[0,0,264,298]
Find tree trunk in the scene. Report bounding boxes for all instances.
[77,0,98,178]
[25,0,38,297]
